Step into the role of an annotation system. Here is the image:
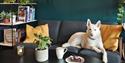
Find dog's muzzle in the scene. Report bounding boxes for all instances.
[89,36,95,40]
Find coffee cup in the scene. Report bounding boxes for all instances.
[56,47,68,59]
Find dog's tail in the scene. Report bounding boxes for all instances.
[62,43,70,47]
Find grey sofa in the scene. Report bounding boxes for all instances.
[25,20,122,63]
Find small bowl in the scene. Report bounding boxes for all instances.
[65,55,85,63]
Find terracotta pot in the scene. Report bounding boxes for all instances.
[3,18,10,23]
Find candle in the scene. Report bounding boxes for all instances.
[17,45,24,56]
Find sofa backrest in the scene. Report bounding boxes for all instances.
[57,21,86,44]
[38,20,122,45]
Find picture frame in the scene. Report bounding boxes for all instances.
[4,28,17,45]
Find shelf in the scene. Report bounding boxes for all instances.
[0,42,13,47]
[0,3,37,5]
[0,20,37,25]
[0,2,37,47]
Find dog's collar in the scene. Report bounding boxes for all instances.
[89,36,95,40]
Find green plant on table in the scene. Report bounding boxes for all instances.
[34,34,52,50]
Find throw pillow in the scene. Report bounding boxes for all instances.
[24,24,49,43]
[101,25,122,51]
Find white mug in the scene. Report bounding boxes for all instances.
[56,47,68,59]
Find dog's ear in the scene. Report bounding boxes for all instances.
[87,19,91,27]
[96,20,101,28]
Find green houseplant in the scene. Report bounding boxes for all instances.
[34,34,52,62]
[117,0,125,24]
[3,0,16,3]
[0,11,11,23]
[117,3,124,24]
[34,34,51,50]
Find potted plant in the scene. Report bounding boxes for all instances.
[3,12,11,23]
[34,34,52,62]
[0,11,11,23]
[3,0,16,3]
[0,11,6,21]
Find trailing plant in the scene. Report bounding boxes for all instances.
[34,34,52,50]
[19,0,34,4]
[117,2,124,24]
[4,0,16,3]
[19,0,35,5]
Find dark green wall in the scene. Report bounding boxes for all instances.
[36,0,119,22]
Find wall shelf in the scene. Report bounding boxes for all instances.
[0,3,36,5]
[0,2,37,47]
[0,42,13,47]
[0,20,37,25]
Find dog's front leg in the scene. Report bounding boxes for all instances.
[100,48,108,63]
[91,46,102,53]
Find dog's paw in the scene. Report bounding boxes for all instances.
[103,57,108,63]
[62,43,70,47]
[74,46,81,48]
[95,49,102,53]
[93,48,101,53]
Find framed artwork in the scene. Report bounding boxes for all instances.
[4,28,17,45]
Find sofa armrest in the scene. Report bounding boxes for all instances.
[118,37,125,60]
[123,43,125,60]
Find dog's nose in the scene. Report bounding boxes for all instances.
[90,33,93,36]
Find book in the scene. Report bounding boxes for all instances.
[18,6,35,22]
[18,6,27,22]
[29,7,35,22]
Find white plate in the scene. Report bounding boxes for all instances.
[65,55,85,63]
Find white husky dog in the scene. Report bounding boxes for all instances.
[62,19,107,63]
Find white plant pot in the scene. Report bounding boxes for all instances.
[35,48,48,62]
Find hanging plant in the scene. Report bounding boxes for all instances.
[3,0,16,3]
[117,3,124,24]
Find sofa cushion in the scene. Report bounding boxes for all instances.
[107,51,121,63]
[25,24,49,43]
[79,49,102,58]
[79,49,120,63]
[67,46,81,54]
[101,25,122,51]
[38,20,61,44]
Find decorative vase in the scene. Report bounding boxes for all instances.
[35,48,48,62]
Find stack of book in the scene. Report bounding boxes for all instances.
[18,6,35,23]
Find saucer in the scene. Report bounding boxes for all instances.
[65,55,85,63]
